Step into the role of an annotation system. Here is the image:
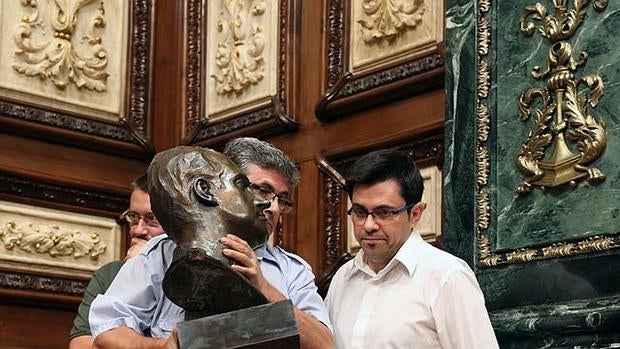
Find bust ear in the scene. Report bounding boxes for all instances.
[193,178,218,206]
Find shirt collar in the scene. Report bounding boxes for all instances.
[352,231,423,277]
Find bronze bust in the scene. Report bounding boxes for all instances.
[147,146,270,319]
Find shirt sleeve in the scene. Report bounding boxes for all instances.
[88,244,165,338]
[285,259,333,332]
[431,268,499,349]
[69,261,122,339]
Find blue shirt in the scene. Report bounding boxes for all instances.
[89,234,331,338]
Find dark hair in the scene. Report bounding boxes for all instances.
[131,173,148,192]
[345,149,424,206]
[224,137,299,187]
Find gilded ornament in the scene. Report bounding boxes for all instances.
[577,235,614,253]
[210,0,266,95]
[516,0,608,194]
[476,147,489,187]
[541,242,575,258]
[477,233,501,267]
[506,248,537,263]
[477,16,490,56]
[477,60,490,98]
[476,190,490,230]
[476,103,490,142]
[0,221,106,260]
[357,0,425,43]
[12,0,109,91]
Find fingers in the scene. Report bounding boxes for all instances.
[220,234,262,283]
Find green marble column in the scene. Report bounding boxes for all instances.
[445,0,620,346]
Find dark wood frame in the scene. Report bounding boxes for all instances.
[181,0,301,147]
[0,0,156,160]
[315,0,445,122]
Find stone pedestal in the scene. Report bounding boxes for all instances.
[177,300,299,349]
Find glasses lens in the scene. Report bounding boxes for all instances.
[143,213,160,227]
[122,211,139,225]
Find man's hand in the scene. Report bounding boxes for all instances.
[219,234,272,294]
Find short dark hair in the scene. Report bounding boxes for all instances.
[131,173,148,192]
[224,137,300,187]
[345,149,424,205]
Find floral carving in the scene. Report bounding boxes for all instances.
[357,0,425,43]
[13,0,109,91]
[0,221,106,260]
[210,0,266,95]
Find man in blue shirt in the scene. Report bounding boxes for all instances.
[89,138,333,349]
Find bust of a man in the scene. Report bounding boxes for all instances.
[147,146,270,318]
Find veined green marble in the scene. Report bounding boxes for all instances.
[445,0,620,345]
[495,0,620,249]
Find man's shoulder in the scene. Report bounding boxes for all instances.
[269,245,312,271]
[95,260,125,276]
[417,240,474,277]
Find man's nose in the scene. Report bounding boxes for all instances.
[362,214,379,231]
[130,219,149,238]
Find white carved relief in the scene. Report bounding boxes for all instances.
[13,0,109,92]
[211,0,266,95]
[357,0,425,43]
[0,200,120,277]
[206,0,277,117]
[0,221,105,259]
[0,0,129,120]
[350,0,443,74]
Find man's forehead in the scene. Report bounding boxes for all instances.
[244,165,290,193]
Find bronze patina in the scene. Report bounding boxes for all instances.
[147,146,270,319]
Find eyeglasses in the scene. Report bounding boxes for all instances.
[248,183,294,214]
[347,203,414,225]
[120,210,161,227]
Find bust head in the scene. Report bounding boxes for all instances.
[147,146,270,261]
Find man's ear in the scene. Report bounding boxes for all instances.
[408,202,426,229]
[193,178,218,206]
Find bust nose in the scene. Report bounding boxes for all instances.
[254,196,270,211]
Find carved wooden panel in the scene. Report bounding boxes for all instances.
[0,0,155,158]
[315,0,445,121]
[182,0,300,147]
[0,172,128,300]
[317,132,443,271]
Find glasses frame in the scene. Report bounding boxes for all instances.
[248,183,294,213]
[347,202,415,224]
[120,210,161,227]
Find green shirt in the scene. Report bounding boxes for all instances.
[69,260,124,339]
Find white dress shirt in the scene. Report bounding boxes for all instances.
[325,232,499,349]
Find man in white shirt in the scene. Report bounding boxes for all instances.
[325,149,498,349]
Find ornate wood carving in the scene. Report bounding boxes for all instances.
[0,172,128,216]
[182,0,299,147]
[316,0,445,121]
[0,269,86,297]
[0,0,155,158]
